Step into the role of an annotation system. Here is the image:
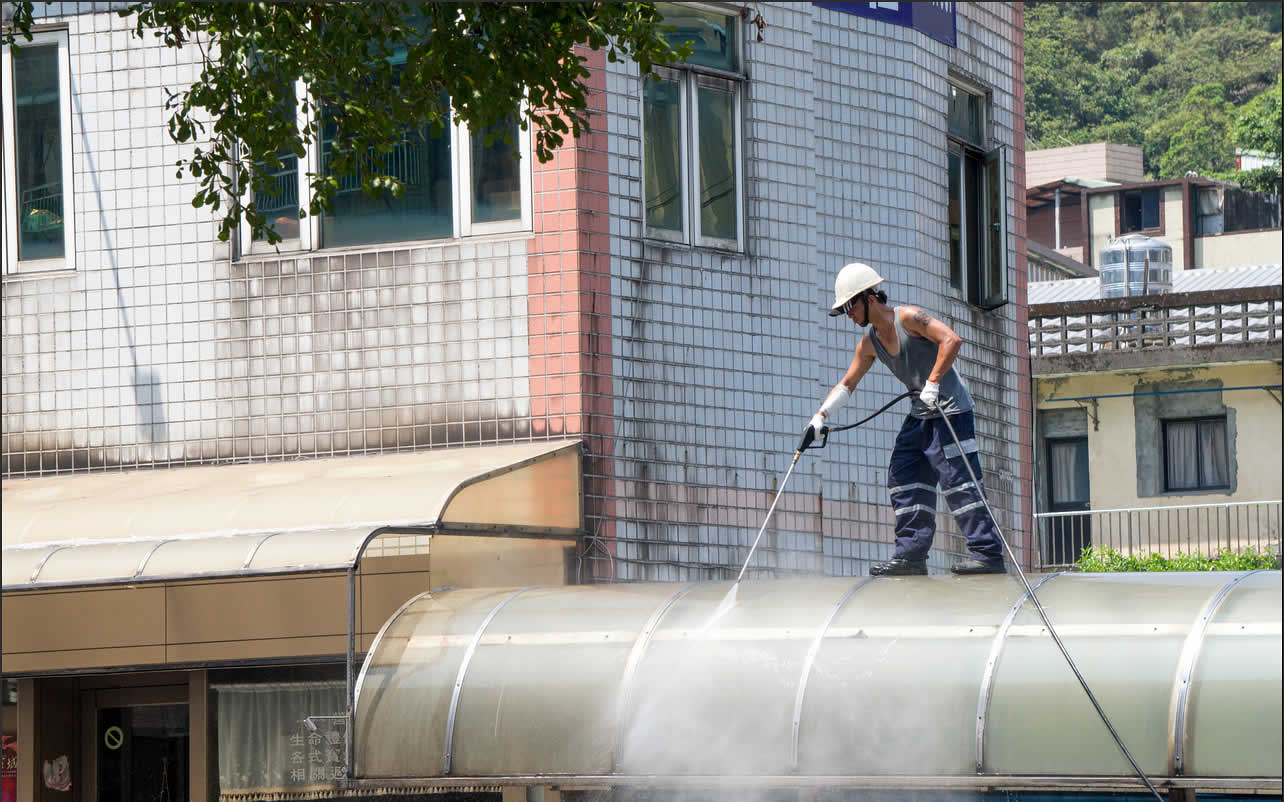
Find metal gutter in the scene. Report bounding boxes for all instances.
[339,773,1281,793]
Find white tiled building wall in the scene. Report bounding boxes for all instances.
[600,3,1029,579]
[4,3,1030,580]
[4,5,536,473]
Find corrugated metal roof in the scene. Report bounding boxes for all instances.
[1029,263,1281,304]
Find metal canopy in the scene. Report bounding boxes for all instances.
[1,440,583,590]
[352,571,1281,787]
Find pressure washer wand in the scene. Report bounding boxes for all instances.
[733,444,806,585]
[933,408,1164,802]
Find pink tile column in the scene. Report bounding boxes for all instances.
[528,46,616,578]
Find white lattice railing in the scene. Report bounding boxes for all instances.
[1030,287,1282,357]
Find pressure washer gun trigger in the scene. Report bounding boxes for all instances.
[795,425,829,462]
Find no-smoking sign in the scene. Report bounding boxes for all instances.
[103,726,124,751]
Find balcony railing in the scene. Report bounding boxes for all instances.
[1030,286,1282,358]
[1033,499,1282,570]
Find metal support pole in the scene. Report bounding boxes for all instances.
[346,563,356,778]
[1054,187,1062,250]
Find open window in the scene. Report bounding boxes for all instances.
[946,81,1007,309]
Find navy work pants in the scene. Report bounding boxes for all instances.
[887,411,1004,565]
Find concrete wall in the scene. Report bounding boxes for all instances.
[1035,361,1283,512]
[1087,185,1185,270]
[1162,185,1187,271]
[1026,143,1143,188]
[1194,229,1284,270]
[1088,194,1115,269]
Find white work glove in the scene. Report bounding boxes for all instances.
[919,380,941,409]
[807,384,852,435]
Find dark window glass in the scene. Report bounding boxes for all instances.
[947,84,984,145]
[471,116,521,224]
[320,87,453,247]
[14,43,64,261]
[655,2,739,72]
[1122,188,1160,233]
[948,151,962,289]
[643,76,684,232]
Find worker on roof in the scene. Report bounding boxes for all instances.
[805,262,1006,576]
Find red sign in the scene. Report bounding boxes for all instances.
[1,735,16,802]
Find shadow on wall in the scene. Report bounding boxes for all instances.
[73,89,169,446]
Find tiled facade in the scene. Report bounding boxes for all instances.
[3,2,1030,579]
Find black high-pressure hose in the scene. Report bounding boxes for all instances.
[806,391,1165,802]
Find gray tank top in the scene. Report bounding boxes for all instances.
[869,306,974,419]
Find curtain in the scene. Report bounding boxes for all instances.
[215,682,346,801]
[1049,440,1083,505]
[1166,421,1200,490]
[1199,419,1229,487]
[697,84,736,241]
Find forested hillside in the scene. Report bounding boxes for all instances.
[1024,1,1282,191]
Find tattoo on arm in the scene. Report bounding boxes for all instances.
[912,308,933,328]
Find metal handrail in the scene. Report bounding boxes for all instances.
[1034,500,1281,518]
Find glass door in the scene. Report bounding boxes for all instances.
[1045,436,1092,566]
[97,704,189,802]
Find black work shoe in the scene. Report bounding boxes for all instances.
[951,559,1006,575]
[870,558,928,576]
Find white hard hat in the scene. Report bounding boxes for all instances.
[828,262,884,316]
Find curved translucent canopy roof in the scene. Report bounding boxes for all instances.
[1,440,582,590]
[354,571,1281,786]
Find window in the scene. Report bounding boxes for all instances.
[1163,417,1230,492]
[946,81,1006,309]
[1195,187,1223,235]
[642,3,744,251]
[240,55,531,256]
[2,29,75,273]
[1121,188,1160,233]
[245,77,312,254]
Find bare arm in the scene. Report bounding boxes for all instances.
[901,306,962,383]
[838,335,876,392]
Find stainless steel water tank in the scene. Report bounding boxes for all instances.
[1099,234,1173,299]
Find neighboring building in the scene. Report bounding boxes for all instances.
[1027,264,1282,567]
[1237,148,1281,171]
[1023,143,1283,273]
[2,3,1031,802]
[1027,240,1096,283]
[1027,175,1282,273]
[1025,141,1143,189]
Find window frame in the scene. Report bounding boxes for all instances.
[2,27,76,275]
[455,110,534,238]
[945,77,1007,310]
[1162,416,1231,493]
[240,78,315,257]
[642,65,692,246]
[641,4,746,252]
[1118,187,1163,236]
[238,90,533,258]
